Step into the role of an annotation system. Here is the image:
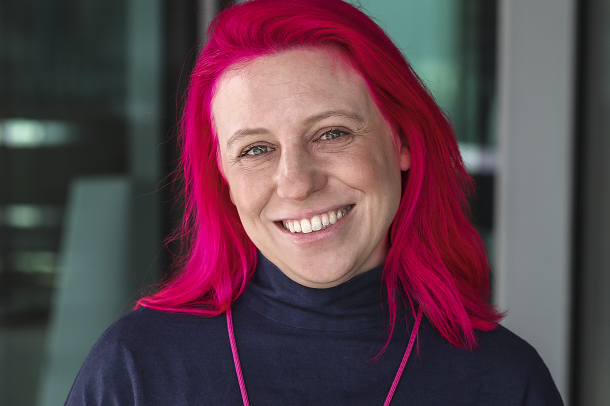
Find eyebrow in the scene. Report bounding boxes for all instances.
[302,109,365,127]
[226,127,272,150]
[225,109,365,150]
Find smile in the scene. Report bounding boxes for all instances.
[281,205,353,234]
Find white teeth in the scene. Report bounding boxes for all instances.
[301,219,312,233]
[282,205,352,234]
[321,213,330,227]
[311,215,322,231]
[329,211,337,224]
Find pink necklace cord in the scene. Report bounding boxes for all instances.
[227,307,423,406]
[226,309,251,406]
[383,307,423,406]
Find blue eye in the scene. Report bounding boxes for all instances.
[240,145,272,157]
[319,129,345,141]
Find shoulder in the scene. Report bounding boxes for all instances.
[65,308,232,405]
[414,318,564,405]
[417,316,542,366]
[80,307,229,362]
[476,325,564,405]
[103,307,227,344]
[475,324,546,370]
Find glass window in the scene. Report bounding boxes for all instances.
[0,1,197,404]
[0,1,128,404]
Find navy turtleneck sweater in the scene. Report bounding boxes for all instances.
[66,255,563,405]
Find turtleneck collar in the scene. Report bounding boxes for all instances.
[237,252,389,332]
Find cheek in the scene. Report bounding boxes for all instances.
[355,150,403,218]
[340,147,401,195]
[227,171,272,221]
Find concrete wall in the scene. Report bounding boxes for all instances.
[495,0,576,402]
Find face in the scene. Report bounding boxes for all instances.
[212,48,410,288]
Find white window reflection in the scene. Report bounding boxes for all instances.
[10,251,59,274]
[0,120,78,148]
[459,144,497,175]
[1,205,63,229]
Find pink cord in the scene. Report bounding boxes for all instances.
[383,307,422,406]
[227,306,423,406]
[227,309,251,406]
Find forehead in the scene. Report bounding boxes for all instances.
[211,48,375,134]
[216,47,366,95]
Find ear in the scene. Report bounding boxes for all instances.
[399,143,411,171]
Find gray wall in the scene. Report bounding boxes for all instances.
[495,0,576,402]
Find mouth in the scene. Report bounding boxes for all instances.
[280,205,353,234]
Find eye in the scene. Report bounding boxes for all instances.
[239,145,274,157]
[319,129,347,141]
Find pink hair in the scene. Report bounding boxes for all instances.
[137,0,503,349]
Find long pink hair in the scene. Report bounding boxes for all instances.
[137,0,503,349]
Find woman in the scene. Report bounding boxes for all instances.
[67,0,563,404]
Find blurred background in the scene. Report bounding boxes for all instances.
[0,0,607,405]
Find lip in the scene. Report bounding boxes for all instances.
[274,204,354,242]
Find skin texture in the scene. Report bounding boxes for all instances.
[212,48,411,288]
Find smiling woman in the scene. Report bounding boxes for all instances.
[65,0,563,405]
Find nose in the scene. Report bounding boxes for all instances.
[275,146,327,201]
